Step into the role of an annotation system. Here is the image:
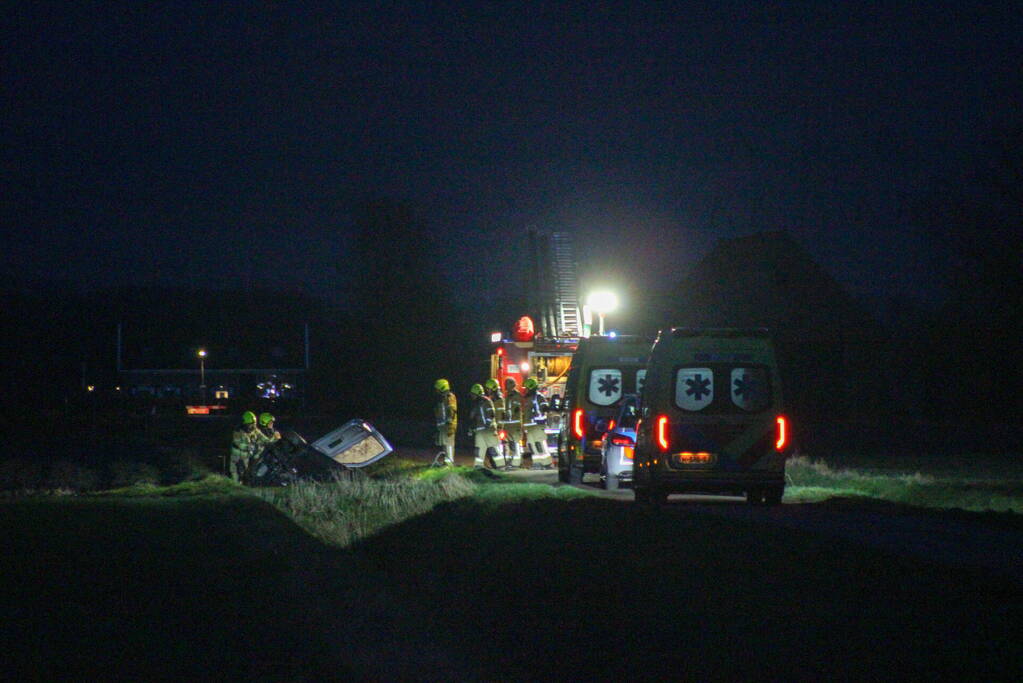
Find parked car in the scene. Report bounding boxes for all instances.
[632,328,792,505]
[600,394,640,490]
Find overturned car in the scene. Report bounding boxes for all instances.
[242,419,393,486]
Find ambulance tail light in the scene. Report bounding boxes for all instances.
[572,409,585,439]
[775,415,788,451]
[656,415,670,452]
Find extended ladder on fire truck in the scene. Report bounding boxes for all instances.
[528,229,581,338]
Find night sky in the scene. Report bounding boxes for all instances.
[5,2,1022,310]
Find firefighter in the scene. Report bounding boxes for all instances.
[484,378,510,468]
[255,412,282,448]
[522,377,554,469]
[468,383,503,468]
[501,377,524,468]
[433,378,457,466]
[230,410,260,481]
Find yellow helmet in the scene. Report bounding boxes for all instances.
[523,377,539,391]
[259,412,274,427]
[470,383,484,396]
[484,378,501,392]
[434,378,450,392]
[241,410,257,425]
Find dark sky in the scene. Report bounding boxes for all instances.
[5,2,1021,310]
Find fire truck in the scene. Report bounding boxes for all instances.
[488,230,589,447]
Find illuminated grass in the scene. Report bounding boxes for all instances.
[255,461,594,546]
[785,456,1023,512]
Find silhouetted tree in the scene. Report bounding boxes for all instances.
[346,200,471,417]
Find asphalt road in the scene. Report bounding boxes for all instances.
[398,446,1023,582]
[502,467,1023,583]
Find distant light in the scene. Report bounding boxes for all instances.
[490,332,502,343]
[115,386,121,391]
[608,331,617,338]
[197,349,207,358]
[86,385,95,392]
[521,361,530,373]
[496,347,505,356]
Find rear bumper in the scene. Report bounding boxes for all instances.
[650,470,783,494]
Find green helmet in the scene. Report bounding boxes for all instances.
[259,412,274,427]
[241,410,257,425]
[434,378,450,393]
[470,383,484,396]
[484,378,501,392]
[523,377,539,391]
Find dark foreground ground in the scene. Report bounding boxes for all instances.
[3,475,1022,680]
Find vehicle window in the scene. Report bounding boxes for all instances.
[675,367,714,411]
[618,400,639,429]
[635,369,647,396]
[730,367,770,412]
[588,368,623,406]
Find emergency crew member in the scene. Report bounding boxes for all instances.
[255,412,282,448]
[501,377,524,468]
[522,377,554,469]
[230,410,260,482]
[468,383,503,468]
[484,378,510,469]
[434,379,457,466]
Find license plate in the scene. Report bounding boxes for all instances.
[673,451,715,465]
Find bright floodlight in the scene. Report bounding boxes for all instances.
[587,290,618,314]
[198,349,207,358]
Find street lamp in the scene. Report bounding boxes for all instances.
[586,291,618,336]
[197,349,207,402]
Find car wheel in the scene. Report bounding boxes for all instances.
[633,486,649,505]
[764,486,784,506]
[747,488,764,505]
[568,463,584,484]
[557,464,569,483]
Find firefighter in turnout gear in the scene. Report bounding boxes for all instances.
[522,377,554,468]
[255,412,282,449]
[468,383,504,468]
[484,378,509,468]
[230,411,260,481]
[433,378,457,466]
[501,377,524,468]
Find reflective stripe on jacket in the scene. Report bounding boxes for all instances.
[468,395,496,432]
[523,391,549,426]
[435,391,458,433]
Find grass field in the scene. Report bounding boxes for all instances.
[785,454,1023,512]
[3,457,1022,679]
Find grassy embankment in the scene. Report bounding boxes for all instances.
[253,460,592,546]
[785,454,1023,512]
